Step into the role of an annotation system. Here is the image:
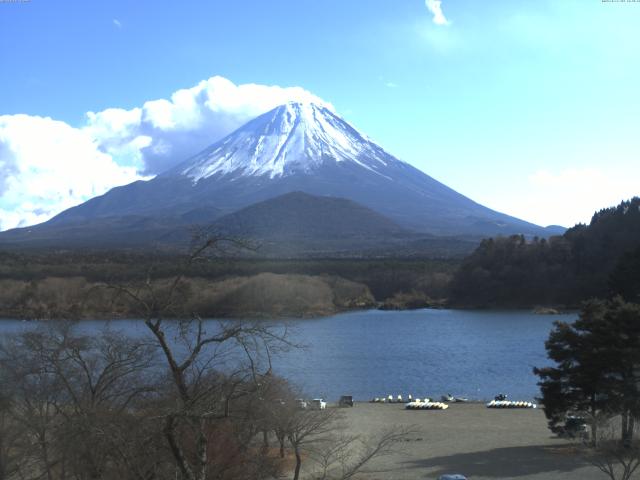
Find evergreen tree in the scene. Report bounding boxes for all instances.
[450,197,640,308]
[534,298,640,446]
[610,246,640,303]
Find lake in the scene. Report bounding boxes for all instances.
[0,309,575,402]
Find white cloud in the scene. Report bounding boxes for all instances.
[385,82,399,88]
[0,114,145,231]
[425,0,450,26]
[113,19,122,28]
[0,76,331,231]
[85,75,332,175]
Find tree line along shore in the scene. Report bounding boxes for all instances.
[0,256,454,319]
[0,198,639,480]
[0,197,638,320]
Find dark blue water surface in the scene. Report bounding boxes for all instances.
[0,309,575,402]
[274,309,575,402]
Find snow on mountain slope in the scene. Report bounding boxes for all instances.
[177,102,396,180]
[4,100,558,244]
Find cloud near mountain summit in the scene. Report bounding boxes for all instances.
[85,76,331,176]
[0,76,330,231]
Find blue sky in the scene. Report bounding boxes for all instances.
[1,0,639,230]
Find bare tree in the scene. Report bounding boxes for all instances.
[102,235,292,480]
[3,233,405,480]
[308,427,412,480]
[285,408,342,480]
[0,322,162,480]
[271,402,412,480]
[0,389,22,480]
[584,421,640,480]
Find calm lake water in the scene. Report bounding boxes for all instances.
[0,309,576,402]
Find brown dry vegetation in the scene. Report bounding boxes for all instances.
[0,273,375,320]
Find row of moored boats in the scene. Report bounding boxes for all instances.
[486,400,536,409]
[370,394,537,410]
[405,401,449,410]
[371,395,424,404]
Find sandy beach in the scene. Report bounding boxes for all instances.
[337,402,605,480]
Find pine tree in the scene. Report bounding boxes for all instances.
[534,298,640,446]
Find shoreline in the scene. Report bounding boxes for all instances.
[0,303,579,322]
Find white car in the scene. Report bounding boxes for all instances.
[310,398,326,410]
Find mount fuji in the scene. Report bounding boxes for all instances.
[0,102,562,252]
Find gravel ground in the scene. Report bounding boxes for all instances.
[336,402,607,480]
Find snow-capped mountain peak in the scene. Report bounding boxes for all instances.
[9,101,554,244]
[178,102,397,181]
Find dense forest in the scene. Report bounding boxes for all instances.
[450,198,640,308]
[0,252,457,319]
[3,198,639,317]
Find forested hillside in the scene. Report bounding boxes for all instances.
[450,198,640,307]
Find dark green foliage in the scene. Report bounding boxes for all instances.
[450,234,575,307]
[450,198,640,307]
[534,298,640,444]
[610,246,640,304]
